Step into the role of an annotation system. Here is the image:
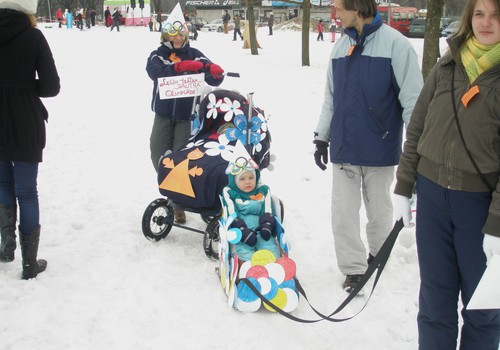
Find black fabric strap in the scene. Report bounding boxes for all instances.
[450,65,494,192]
[240,219,405,323]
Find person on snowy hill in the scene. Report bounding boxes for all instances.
[394,0,500,348]
[313,0,423,294]
[146,3,224,224]
[222,157,280,262]
[0,0,60,279]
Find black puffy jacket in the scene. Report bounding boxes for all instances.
[0,9,60,162]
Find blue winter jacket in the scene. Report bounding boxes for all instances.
[146,41,223,120]
[315,13,423,166]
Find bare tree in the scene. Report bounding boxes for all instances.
[245,0,259,55]
[301,0,311,66]
[421,0,445,80]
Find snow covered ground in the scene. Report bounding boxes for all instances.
[0,23,455,349]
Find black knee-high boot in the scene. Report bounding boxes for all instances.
[20,225,47,279]
[0,204,17,262]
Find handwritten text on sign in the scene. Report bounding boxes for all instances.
[158,73,205,100]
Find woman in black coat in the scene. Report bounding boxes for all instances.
[0,0,60,279]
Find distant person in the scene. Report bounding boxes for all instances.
[110,7,121,32]
[317,19,324,41]
[268,11,274,35]
[90,8,96,26]
[329,18,336,42]
[0,0,60,279]
[75,8,83,30]
[394,0,500,348]
[104,6,111,27]
[233,14,243,41]
[65,8,72,29]
[222,10,230,34]
[55,8,63,28]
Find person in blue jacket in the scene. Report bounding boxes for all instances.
[65,9,72,29]
[146,3,224,223]
[313,0,423,294]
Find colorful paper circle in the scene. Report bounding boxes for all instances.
[227,228,242,244]
[281,288,299,312]
[263,288,287,312]
[279,279,296,291]
[262,277,279,300]
[238,260,252,279]
[246,265,269,279]
[235,297,261,312]
[236,277,261,303]
[251,249,276,266]
[265,262,286,285]
[276,256,296,281]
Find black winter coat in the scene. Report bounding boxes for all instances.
[0,10,60,162]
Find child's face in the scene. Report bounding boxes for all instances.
[237,171,256,193]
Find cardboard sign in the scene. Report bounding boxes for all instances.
[158,73,205,100]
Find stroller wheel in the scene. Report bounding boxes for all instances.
[142,198,174,241]
[203,216,220,260]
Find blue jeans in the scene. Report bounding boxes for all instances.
[0,161,39,235]
[416,174,500,350]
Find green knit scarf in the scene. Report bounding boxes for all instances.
[461,36,500,83]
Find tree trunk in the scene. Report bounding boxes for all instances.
[301,0,310,66]
[246,0,259,55]
[422,0,445,80]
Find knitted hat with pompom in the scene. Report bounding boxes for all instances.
[0,0,37,14]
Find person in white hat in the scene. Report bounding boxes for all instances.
[0,0,60,279]
[146,3,225,224]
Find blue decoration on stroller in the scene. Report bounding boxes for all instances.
[141,89,273,259]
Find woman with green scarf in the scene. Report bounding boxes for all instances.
[222,157,280,262]
[393,0,500,348]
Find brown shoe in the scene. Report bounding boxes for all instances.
[174,209,186,224]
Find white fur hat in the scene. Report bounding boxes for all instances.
[0,0,37,14]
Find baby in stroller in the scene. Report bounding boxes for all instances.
[221,157,280,262]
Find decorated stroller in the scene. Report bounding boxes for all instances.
[141,88,299,313]
[141,89,272,259]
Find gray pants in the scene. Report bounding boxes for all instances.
[150,114,191,173]
[331,163,394,275]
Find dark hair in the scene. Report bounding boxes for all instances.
[342,0,377,19]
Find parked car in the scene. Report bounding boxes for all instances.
[188,17,208,31]
[441,20,460,37]
[408,18,446,38]
[202,18,234,32]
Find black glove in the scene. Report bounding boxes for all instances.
[230,217,257,247]
[314,140,328,171]
[256,213,275,241]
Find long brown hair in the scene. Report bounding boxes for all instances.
[451,0,500,47]
[28,14,36,27]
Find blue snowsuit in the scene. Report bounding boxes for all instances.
[222,169,280,261]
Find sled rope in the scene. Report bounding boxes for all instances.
[240,219,405,323]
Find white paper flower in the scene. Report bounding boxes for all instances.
[204,138,236,161]
[206,93,222,119]
[257,112,270,132]
[220,97,243,122]
[183,139,204,150]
